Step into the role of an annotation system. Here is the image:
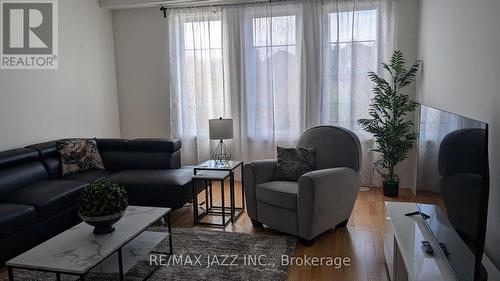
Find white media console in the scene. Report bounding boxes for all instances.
[384,202,457,281]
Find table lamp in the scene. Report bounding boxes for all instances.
[209,117,233,163]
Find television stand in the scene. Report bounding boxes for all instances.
[384,202,456,281]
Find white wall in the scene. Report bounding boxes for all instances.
[112,7,170,138]
[394,0,420,191]
[0,0,120,150]
[418,0,500,273]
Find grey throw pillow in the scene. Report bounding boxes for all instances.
[276,147,315,181]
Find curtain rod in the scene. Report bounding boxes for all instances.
[160,0,291,18]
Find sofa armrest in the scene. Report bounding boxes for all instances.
[243,159,277,219]
[297,167,360,239]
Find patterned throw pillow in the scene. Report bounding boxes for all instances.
[276,146,315,181]
[57,139,105,176]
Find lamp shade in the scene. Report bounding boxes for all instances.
[209,118,233,140]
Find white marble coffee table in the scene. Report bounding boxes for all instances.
[6,206,172,281]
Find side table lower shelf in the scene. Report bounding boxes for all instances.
[192,169,243,227]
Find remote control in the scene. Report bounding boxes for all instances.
[439,242,451,256]
[421,241,434,255]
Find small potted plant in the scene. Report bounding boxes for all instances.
[358,51,421,197]
[78,182,128,234]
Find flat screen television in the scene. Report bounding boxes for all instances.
[416,105,489,281]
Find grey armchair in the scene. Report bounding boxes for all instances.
[243,126,362,244]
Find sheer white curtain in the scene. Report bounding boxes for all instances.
[225,2,306,162]
[321,0,394,186]
[168,7,229,163]
[169,0,395,186]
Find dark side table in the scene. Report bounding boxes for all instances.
[192,160,245,227]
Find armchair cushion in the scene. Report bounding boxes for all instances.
[276,147,315,181]
[256,181,298,210]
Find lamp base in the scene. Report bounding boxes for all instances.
[212,140,231,164]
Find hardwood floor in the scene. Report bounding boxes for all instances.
[0,182,417,281]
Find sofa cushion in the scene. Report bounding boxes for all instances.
[0,148,39,169]
[107,168,192,188]
[0,162,48,197]
[106,168,193,207]
[57,139,105,176]
[63,170,114,183]
[27,140,62,179]
[95,139,182,171]
[256,181,298,210]
[127,138,182,153]
[95,138,128,151]
[4,180,87,220]
[0,204,37,238]
[100,151,182,171]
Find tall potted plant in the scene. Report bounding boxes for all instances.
[358,51,421,197]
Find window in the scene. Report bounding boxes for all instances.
[323,9,378,129]
[181,19,225,133]
[248,15,300,140]
[169,3,390,168]
[329,10,377,43]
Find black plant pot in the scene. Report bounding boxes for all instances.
[383,181,399,197]
[80,211,125,235]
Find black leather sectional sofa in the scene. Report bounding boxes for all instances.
[0,138,193,263]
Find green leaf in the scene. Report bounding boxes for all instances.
[77,182,128,217]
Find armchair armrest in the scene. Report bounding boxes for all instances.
[243,159,277,219]
[297,167,360,239]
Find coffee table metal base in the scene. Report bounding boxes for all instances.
[7,213,173,281]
